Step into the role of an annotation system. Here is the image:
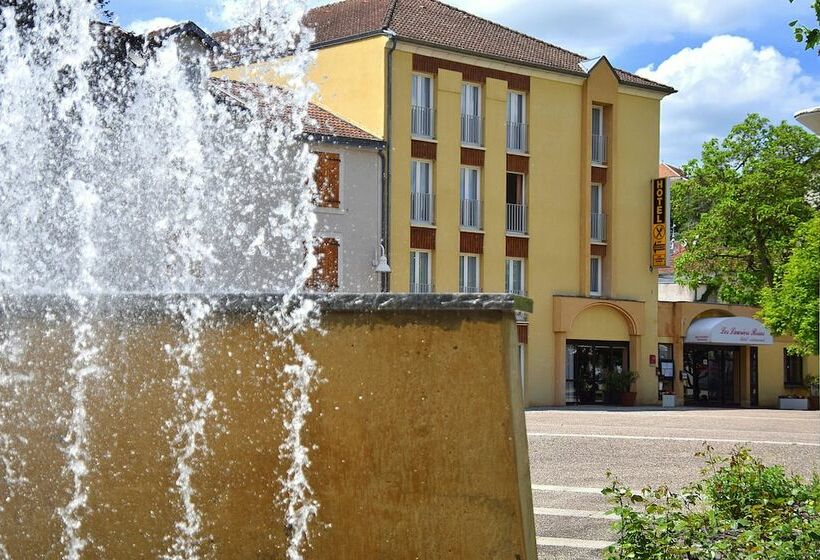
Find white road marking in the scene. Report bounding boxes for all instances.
[532,484,602,494]
[534,507,617,520]
[528,432,820,447]
[536,536,614,549]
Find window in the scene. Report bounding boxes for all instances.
[784,351,803,386]
[410,250,432,293]
[590,255,602,295]
[459,254,480,293]
[506,92,526,152]
[460,167,481,229]
[505,259,525,295]
[410,160,433,224]
[591,105,606,165]
[313,152,340,208]
[461,83,482,145]
[506,173,526,233]
[411,74,434,138]
[590,183,605,242]
[306,237,339,291]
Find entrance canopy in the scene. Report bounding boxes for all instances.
[685,316,773,346]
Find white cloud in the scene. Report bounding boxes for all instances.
[636,35,820,165]
[126,17,180,35]
[445,0,811,57]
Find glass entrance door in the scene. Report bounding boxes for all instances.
[683,345,739,406]
[566,341,628,404]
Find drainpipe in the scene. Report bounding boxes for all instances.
[381,29,397,293]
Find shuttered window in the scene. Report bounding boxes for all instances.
[313,152,341,208]
[307,237,340,291]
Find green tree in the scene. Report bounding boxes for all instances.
[759,214,820,355]
[673,114,819,305]
[789,0,820,52]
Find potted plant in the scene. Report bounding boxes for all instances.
[604,370,638,406]
[778,394,810,410]
[805,375,819,410]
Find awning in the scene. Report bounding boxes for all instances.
[684,316,773,346]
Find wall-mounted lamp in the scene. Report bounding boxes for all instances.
[374,243,391,274]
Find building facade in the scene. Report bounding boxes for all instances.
[213,0,817,408]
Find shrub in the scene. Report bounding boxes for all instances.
[602,446,820,559]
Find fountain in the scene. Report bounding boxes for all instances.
[0,0,319,558]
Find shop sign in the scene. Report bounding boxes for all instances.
[651,178,668,268]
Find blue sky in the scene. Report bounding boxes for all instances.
[109,0,820,165]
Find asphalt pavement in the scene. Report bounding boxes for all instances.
[525,406,820,560]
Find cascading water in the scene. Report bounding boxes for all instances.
[0,0,319,558]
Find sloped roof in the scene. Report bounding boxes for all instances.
[213,0,674,94]
[658,162,685,179]
[213,79,382,144]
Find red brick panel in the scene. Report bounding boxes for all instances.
[506,236,528,258]
[411,226,436,250]
[412,139,437,160]
[461,147,485,167]
[507,154,528,174]
[517,324,528,344]
[460,231,484,254]
[591,166,607,184]
[591,244,607,257]
[307,237,339,291]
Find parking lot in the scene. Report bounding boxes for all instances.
[525,407,820,560]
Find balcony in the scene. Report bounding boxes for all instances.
[506,203,527,234]
[461,113,482,146]
[460,198,482,229]
[411,192,434,224]
[459,284,480,294]
[411,105,435,138]
[410,282,434,294]
[506,121,527,152]
[507,288,527,296]
[591,212,607,242]
[592,134,607,165]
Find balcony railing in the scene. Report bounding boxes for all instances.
[410,282,434,294]
[461,113,482,145]
[411,192,434,224]
[411,105,435,138]
[459,284,480,294]
[506,203,527,234]
[591,212,607,242]
[507,287,527,296]
[592,134,607,165]
[460,198,482,229]
[506,121,527,152]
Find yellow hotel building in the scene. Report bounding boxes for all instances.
[214,0,818,408]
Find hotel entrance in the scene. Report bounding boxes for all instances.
[683,345,739,406]
[565,341,629,404]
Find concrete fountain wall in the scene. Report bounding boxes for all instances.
[0,293,536,559]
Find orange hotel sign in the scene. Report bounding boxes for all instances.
[652,178,668,268]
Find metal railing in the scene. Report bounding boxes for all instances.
[459,284,480,294]
[507,121,527,152]
[411,105,435,138]
[507,288,527,296]
[460,198,482,229]
[461,113,482,145]
[592,134,607,165]
[591,212,607,242]
[410,192,434,224]
[410,282,434,294]
[506,203,527,234]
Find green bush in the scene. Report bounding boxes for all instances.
[602,446,820,559]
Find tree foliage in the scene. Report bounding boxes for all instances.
[673,114,820,305]
[759,214,820,356]
[604,446,820,560]
[789,0,820,52]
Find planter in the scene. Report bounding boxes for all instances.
[619,392,637,407]
[779,397,809,411]
[662,394,676,408]
[809,396,819,411]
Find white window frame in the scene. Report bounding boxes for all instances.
[591,105,604,137]
[505,258,525,295]
[461,83,482,145]
[410,250,432,293]
[506,91,527,152]
[412,74,435,138]
[410,159,433,224]
[591,105,605,166]
[590,255,602,296]
[460,166,481,230]
[459,254,480,293]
